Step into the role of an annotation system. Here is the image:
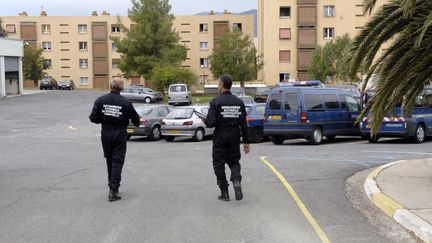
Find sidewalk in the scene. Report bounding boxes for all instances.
[364,159,432,242]
[1,89,46,99]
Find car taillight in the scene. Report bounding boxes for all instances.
[183,120,193,126]
[160,120,166,125]
[263,112,267,125]
[247,117,254,123]
[140,118,149,125]
[301,112,307,124]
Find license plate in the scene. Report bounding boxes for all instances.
[168,130,181,134]
[269,115,281,120]
[127,128,135,134]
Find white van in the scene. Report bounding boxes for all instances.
[168,84,192,105]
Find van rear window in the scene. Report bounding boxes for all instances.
[324,94,339,109]
[269,93,282,110]
[170,85,186,92]
[305,94,323,111]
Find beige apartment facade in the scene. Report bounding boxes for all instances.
[1,11,254,89]
[258,0,388,86]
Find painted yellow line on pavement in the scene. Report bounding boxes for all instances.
[260,156,331,243]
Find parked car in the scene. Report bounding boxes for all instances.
[39,77,58,90]
[121,87,163,103]
[127,104,173,141]
[58,79,75,90]
[231,87,246,96]
[161,105,214,142]
[254,87,271,102]
[360,86,432,143]
[264,83,361,145]
[238,95,255,105]
[168,84,192,105]
[246,103,267,143]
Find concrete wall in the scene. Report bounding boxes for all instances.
[0,38,24,98]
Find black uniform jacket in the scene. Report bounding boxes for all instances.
[205,91,250,144]
[89,92,140,129]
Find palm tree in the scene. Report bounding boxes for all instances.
[348,0,432,133]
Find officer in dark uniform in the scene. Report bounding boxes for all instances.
[89,78,140,202]
[201,74,250,201]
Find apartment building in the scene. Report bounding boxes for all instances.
[1,11,254,89]
[258,0,388,86]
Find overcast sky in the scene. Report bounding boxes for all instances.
[0,0,257,16]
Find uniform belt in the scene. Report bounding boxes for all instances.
[102,124,127,130]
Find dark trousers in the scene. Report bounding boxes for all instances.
[101,129,127,190]
[212,128,242,191]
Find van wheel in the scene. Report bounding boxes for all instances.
[165,136,175,142]
[413,124,425,143]
[308,127,323,145]
[148,126,161,141]
[144,97,152,103]
[250,127,264,143]
[270,136,285,145]
[193,128,204,142]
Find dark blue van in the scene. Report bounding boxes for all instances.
[360,87,432,143]
[264,85,361,145]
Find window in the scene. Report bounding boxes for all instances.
[199,42,208,50]
[346,96,360,112]
[324,94,339,109]
[269,93,282,110]
[112,42,117,52]
[45,59,52,68]
[78,24,87,33]
[5,24,16,33]
[41,24,50,34]
[324,28,335,39]
[112,59,120,69]
[42,42,51,51]
[233,23,242,31]
[284,93,299,111]
[279,73,290,82]
[111,25,120,33]
[305,94,324,111]
[200,58,208,67]
[279,28,291,39]
[79,42,88,51]
[79,59,88,69]
[279,50,291,62]
[199,23,208,33]
[80,77,89,85]
[280,7,291,17]
[324,5,335,17]
[339,95,347,110]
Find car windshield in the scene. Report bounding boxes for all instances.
[135,107,153,116]
[59,80,71,84]
[256,88,270,94]
[170,85,186,92]
[166,108,194,119]
[241,97,254,104]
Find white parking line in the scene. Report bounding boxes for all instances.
[68,126,78,131]
[362,150,432,155]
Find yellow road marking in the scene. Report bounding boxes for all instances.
[259,156,331,243]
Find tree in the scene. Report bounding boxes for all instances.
[209,29,263,87]
[348,0,432,133]
[0,18,8,37]
[112,0,187,82]
[23,45,48,87]
[151,65,196,93]
[308,34,352,83]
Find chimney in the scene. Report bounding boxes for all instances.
[102,11,110,16]
[209,10,215,15]
[40,10,47,16]
[91,11,98,16]
[18,11,28,16]
[223,10,230,15]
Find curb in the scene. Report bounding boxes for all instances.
[364,160,432,242]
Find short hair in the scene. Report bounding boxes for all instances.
[110,78,124,92]
[219,74,233,90]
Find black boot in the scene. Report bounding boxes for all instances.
[108,188,121,202]
[218,190,230,201]
[233,181,243,201]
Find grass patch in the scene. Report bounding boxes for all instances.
[161,94,216,105]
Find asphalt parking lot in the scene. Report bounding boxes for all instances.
[1,90,430,242]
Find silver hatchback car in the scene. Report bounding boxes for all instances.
[161,105,214,142]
